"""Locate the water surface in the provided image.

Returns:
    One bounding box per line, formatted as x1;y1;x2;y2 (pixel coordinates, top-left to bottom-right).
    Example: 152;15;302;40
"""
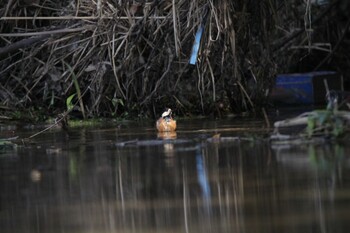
1;118;350;233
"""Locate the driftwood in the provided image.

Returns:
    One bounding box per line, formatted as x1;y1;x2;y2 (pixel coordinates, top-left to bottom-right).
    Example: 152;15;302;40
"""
274;110;350;128
272;108;350;142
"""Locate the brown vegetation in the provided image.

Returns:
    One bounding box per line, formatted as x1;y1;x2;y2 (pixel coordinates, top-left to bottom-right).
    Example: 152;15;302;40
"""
0;0;349;120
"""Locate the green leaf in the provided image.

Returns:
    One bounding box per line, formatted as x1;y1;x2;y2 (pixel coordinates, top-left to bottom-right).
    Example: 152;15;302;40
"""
332;118;344;137
112;98;124;107
307;116;315;137
63;60;86;118
66;93;76;111
317;111;328;125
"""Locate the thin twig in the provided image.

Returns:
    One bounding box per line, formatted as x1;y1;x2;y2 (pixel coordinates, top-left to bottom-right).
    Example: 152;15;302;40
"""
172;0;179;57
0;26;95;37
0;16;167;20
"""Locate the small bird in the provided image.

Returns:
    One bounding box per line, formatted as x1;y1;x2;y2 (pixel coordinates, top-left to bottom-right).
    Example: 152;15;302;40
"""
156;108;177;132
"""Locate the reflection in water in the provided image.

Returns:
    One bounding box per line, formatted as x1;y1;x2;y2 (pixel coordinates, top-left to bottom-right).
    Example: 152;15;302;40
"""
157;131;177;140
158;131;177;159
1;124;350;233
272;143;347;233
196;148;211;199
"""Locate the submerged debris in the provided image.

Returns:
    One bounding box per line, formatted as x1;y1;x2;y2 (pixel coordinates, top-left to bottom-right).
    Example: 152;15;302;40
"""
115;138;192;147
0;136;18;153
272;108;350;143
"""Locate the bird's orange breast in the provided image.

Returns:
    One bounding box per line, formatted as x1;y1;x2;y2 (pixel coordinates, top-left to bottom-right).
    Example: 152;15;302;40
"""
156;118;177;132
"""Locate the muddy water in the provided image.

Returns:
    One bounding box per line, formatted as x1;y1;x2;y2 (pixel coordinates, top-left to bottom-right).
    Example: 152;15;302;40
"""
1;118;350;233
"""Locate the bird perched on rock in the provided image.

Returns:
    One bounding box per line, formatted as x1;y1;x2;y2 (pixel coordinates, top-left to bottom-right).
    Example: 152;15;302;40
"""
156;108;177;132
